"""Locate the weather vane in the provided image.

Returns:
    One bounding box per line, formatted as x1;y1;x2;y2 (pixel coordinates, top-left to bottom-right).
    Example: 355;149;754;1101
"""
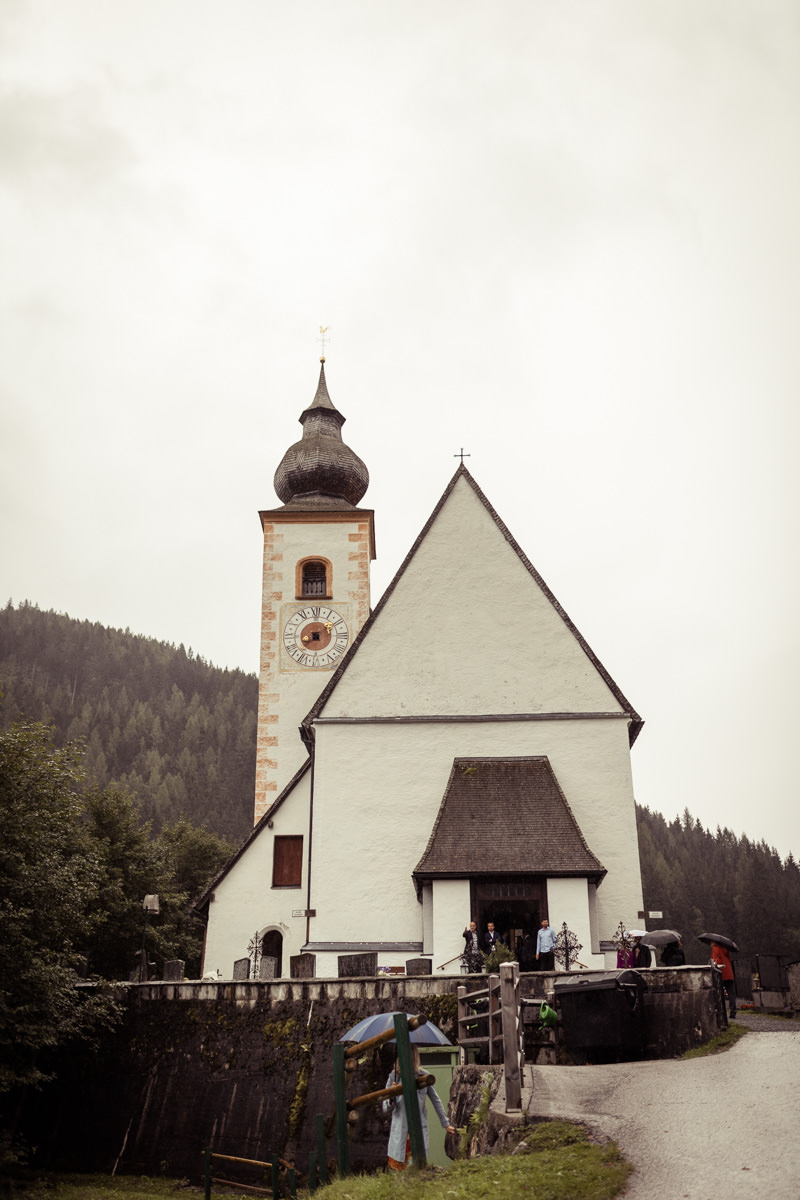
318;325;331;362
454;448;470;465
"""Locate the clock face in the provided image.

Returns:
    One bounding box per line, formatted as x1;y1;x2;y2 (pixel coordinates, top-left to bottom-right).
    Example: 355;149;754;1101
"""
282;605;350;669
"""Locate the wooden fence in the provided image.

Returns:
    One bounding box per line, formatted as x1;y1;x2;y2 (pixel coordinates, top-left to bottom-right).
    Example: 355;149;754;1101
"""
457;961;524;1111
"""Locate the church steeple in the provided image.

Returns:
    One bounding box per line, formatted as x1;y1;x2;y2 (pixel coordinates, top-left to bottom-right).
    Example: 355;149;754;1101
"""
273;362;369;508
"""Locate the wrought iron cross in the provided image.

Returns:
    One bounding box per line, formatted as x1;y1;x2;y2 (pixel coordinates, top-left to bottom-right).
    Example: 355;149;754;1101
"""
318;325;331;359
454;448;470;464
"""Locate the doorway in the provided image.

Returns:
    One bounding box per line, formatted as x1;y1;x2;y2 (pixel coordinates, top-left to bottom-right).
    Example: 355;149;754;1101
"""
261;929;283;978
471;877;547;964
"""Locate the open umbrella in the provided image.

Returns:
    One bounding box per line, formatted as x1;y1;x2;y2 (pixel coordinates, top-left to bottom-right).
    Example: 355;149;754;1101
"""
339;1011;452;1046
641;929;682;947
627;929;647;939
697;932;739;953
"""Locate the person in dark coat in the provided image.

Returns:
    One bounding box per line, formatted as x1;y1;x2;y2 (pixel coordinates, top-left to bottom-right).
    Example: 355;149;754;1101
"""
661;940;685;967
484;922;504;952
518;930;537;972
462;921;482;973
633;937;652;968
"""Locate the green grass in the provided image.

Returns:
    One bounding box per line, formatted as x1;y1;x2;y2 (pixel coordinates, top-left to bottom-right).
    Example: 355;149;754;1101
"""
0;1123;632;1200
682;1021;749;1058
316;1121;632;1200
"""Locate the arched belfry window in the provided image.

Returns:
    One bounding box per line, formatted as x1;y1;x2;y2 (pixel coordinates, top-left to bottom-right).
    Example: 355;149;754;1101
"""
297;557;332;599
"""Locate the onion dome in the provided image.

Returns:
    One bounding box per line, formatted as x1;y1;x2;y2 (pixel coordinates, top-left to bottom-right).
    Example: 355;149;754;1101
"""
273;362;369;507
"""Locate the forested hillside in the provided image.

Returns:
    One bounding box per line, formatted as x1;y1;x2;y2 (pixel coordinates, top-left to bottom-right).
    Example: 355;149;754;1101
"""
637;805;800;966
0;601;257;841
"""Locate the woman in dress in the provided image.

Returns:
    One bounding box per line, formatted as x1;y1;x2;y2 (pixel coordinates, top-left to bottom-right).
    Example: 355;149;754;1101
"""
382;1047;456;1170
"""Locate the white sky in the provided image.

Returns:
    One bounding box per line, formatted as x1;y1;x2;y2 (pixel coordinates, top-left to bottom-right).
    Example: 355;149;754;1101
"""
1;1;798;859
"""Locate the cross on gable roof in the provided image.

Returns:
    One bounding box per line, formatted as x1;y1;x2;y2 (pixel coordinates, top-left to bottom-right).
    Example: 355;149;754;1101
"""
302;463;643;745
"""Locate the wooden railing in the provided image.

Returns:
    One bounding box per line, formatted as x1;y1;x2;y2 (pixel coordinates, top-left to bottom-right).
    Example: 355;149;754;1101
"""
457;961;524;1111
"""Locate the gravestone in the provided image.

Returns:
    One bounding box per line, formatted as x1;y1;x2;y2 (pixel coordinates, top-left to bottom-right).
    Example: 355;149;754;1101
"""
338;952;378;978
259;956;278;980
233;957;251;981
405;958;432;976
290;953;316;979
163;960;185;982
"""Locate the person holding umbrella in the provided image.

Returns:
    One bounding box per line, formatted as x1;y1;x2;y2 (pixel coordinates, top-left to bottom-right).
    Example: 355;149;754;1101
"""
382;1046;456;1171
661;939;685;967
710;941;737;1018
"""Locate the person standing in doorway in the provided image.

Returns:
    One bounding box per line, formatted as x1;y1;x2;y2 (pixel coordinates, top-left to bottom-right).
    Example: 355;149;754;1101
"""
536;918;556;971
462;921;482;973
484;922;504;952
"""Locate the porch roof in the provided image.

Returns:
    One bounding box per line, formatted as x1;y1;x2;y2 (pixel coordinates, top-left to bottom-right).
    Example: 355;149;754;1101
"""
413;756;606;884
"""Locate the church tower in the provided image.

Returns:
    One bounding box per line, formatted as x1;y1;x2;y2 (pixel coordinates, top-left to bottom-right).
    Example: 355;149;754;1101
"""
254;362;374;823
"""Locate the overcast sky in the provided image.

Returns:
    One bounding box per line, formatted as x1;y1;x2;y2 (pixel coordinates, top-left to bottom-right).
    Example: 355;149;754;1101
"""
1;2;798;860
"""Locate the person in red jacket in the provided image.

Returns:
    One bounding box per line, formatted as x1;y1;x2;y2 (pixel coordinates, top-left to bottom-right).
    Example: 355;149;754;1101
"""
710;942;736;1018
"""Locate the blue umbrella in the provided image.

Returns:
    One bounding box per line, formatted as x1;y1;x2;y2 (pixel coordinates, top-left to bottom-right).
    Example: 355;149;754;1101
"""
339;1011;452;1046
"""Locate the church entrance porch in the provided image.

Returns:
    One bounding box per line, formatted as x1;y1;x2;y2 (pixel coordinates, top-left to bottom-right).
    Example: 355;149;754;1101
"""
471;876;547;965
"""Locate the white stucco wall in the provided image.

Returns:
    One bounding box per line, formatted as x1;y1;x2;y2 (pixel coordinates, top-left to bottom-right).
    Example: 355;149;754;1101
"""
431;879;472;971
202;771;312;977
321;475;623;720
305;717;643;961
546;877;605;970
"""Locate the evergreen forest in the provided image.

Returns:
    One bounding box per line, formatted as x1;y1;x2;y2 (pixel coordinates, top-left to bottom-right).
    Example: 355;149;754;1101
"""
0;600;256;842
2;600;799;968
636;805;800;967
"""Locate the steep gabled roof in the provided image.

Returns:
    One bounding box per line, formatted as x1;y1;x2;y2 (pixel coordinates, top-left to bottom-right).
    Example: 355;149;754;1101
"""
303;463;643;745
413;756;606;883
192;758;311;915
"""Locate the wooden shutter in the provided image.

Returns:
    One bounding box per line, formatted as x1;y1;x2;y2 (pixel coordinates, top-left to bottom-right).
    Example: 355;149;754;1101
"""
272;836;303;887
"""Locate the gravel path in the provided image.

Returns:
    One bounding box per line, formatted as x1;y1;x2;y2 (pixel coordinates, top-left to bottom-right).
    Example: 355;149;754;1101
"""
510;1019;800;1199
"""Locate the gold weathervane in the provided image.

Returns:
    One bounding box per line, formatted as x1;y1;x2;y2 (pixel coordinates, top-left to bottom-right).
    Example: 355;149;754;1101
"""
318;325;331;362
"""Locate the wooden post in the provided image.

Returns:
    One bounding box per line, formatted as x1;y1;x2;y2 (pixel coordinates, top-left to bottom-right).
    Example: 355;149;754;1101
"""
488;973;500;1064
457;986;467;1064
393;1012;427;1169
332;1043;350;1178
308;1150;317;1193
271;1153;280;1199
315;1114;328;1184
500;961;522;1111
202;1148;212;1200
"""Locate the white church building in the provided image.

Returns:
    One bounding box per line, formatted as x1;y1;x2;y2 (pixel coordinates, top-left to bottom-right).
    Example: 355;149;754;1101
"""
197;362;646;978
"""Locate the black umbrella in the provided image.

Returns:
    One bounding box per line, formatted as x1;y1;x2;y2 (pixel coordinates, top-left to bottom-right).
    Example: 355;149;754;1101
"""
640;929;682;947
697;932;739;953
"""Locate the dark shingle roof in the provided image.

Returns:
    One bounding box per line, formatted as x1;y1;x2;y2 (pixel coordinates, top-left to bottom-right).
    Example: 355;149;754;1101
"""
413;756;605;882
273;362;369;507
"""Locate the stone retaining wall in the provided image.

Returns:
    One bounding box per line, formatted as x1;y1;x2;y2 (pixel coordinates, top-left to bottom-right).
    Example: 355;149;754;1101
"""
20;968;719;1180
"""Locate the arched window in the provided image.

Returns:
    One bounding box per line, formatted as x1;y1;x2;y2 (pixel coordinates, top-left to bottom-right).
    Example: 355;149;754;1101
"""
301;559;328;597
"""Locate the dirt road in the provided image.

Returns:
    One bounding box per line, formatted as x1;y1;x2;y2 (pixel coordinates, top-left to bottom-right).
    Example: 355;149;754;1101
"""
518;1018;800;1198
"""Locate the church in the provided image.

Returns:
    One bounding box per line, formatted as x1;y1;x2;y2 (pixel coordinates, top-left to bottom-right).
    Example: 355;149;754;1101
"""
198;361;646;978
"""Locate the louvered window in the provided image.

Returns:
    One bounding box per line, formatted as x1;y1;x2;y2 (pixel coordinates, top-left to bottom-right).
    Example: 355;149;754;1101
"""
302;561;327;596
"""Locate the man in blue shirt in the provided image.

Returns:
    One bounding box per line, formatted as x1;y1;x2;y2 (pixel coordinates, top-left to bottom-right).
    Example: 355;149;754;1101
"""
536;918;557;971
